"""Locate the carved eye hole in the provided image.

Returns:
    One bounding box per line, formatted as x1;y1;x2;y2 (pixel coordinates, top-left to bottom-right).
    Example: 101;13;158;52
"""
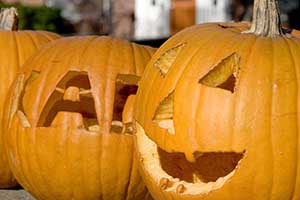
153;92;175;135
111;74;140;134
154;44;185;76
37;71;98;131
199;53;240;93
8;70;41;128
57;71;91;90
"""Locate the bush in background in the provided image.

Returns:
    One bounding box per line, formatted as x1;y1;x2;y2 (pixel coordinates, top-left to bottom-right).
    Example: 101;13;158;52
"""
0;2;75;34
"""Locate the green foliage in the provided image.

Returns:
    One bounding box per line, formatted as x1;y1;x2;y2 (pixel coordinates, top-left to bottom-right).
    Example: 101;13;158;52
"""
0;2;74;34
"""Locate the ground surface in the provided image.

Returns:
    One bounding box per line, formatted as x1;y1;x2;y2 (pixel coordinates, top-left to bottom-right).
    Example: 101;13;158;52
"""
0;190;34;200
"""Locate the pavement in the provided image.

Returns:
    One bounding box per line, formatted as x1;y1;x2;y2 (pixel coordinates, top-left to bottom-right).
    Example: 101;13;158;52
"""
0;189;34;200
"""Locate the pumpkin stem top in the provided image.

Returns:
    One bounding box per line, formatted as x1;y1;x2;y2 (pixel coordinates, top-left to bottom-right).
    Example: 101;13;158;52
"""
244;0;283;37
0;7;19;31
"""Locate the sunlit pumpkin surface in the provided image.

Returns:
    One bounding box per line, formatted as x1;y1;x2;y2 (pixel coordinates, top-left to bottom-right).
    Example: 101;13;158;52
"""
135;22;300;199
2;36;155;199
0;30;60;188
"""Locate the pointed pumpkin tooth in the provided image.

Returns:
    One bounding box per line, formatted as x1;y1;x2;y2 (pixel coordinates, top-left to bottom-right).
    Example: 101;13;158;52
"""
176;184;186;194
159;178;173;190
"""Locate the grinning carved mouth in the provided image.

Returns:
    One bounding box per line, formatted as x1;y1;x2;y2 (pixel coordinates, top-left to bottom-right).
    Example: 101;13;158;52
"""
135;122;245;195
158;148;244;184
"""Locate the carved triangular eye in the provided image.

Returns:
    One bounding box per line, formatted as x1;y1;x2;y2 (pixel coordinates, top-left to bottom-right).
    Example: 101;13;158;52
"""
37;71;98;130
199;53;240;93
153;92;175;135
154;44;185;76
57;70;91;90
111;74;140;134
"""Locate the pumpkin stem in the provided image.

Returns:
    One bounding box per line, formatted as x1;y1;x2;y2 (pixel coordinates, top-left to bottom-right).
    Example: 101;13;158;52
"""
0;7;19;31
244;0;283;37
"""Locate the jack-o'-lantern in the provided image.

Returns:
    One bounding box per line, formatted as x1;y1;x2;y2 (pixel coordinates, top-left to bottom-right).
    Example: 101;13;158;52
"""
134;0;300;199
3;36;155;199
0;7;60;188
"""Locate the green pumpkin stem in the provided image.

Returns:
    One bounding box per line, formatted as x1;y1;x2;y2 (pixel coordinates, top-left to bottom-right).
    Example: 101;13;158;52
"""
0;7;19;31
245;0;283;37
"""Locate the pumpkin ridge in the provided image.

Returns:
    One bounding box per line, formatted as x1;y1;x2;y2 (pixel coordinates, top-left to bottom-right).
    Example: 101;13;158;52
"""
123;146;134;200
232;34;257;153
103;38;114;133
267;37;275;200
130;43;137;75
29;128;47;199
12;32;20;71
211;32;255;155
282;37;299;200
38;30;59;42
78;36;98;66
24;31;39;50
18;126;37;196
144;45;155;62
219;33;251;152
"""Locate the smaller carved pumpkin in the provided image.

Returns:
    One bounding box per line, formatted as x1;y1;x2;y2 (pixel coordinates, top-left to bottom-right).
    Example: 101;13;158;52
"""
0;7;60;188
3;36;155;200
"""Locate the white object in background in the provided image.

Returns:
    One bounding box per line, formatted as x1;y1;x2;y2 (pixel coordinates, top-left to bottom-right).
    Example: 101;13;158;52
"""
135;0;171;40
196;0;230;23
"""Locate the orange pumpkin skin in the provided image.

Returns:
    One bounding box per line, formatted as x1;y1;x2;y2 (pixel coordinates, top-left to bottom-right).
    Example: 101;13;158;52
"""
0;30;60;188
134;22;300;200
3;36;155;199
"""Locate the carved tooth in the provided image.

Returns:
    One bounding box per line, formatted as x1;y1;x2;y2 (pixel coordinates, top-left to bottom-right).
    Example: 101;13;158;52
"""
111;120;123;133
176;184;186;194
122;122;134;134
88;125;100;132
55;87;65;93
159;178;173;190
111;120;123;127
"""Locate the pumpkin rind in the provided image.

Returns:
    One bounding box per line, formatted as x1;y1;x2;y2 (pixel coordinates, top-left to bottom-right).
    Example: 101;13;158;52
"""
3;36;155;199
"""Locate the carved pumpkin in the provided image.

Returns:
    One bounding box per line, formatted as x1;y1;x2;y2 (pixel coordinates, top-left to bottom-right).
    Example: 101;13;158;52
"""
135;0;300;199
2;36;155;200
0;7;60;188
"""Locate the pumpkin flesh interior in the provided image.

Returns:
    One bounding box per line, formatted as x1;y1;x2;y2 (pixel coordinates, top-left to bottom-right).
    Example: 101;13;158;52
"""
136;122;244;195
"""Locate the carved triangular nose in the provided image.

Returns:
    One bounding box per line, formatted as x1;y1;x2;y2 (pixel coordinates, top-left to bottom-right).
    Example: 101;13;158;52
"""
63;86;80;102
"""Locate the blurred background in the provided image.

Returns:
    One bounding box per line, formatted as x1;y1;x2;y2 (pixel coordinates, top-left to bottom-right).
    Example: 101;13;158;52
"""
1;0;300;47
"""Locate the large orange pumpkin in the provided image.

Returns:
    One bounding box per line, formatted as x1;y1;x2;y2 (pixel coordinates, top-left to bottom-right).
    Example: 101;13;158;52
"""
0;7;60;188
3;36;155;199
134;0;300;199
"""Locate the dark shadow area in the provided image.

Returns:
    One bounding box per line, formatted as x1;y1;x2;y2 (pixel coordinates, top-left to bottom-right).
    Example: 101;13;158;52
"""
158;147;244;183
